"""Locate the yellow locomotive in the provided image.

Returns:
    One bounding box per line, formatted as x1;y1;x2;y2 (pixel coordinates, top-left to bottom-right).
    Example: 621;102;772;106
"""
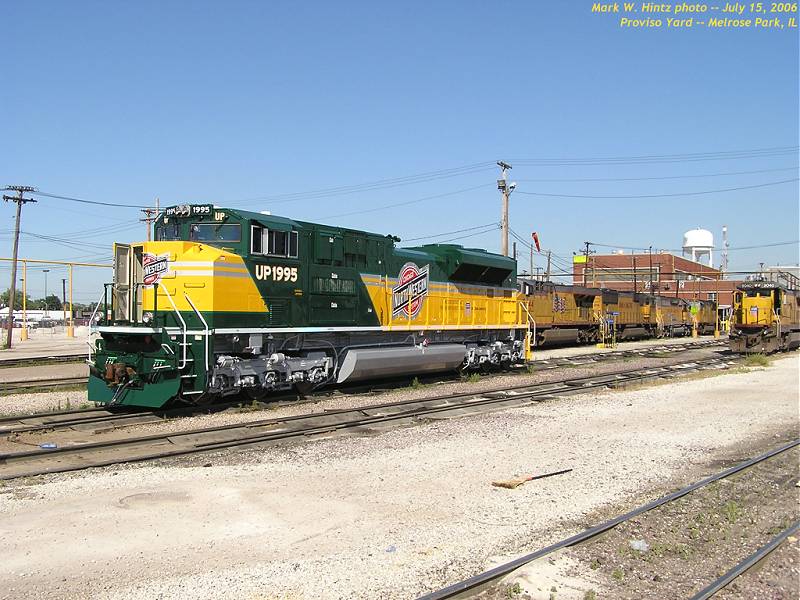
730;281;800;353
518;282;716;346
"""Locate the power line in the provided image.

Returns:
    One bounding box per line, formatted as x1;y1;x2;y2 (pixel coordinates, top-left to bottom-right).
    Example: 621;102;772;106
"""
508;145;798;166
401;222;499;242
514;166;799;183
31;191;149;209
233;162;496;204
320;183;494;220
588;240;798;253
515;178;798;199
433;224;501;245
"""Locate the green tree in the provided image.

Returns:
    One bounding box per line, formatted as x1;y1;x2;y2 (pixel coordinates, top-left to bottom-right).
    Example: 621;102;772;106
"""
1;289;30;311
41;294;63;311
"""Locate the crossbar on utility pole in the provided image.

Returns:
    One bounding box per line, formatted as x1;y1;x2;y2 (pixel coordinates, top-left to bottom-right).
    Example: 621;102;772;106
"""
2;186;37;349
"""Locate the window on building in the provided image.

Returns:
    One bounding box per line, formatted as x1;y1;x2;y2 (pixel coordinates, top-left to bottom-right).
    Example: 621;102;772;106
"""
251;225;299;258
707;293;717;301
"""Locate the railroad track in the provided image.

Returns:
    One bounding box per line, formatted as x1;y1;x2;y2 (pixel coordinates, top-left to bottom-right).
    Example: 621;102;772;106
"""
0;354;737;480
690;520;800;600
417;438;800;600
0;353;86;369
0;338;722;397
0;376;88;394
0;342;726;437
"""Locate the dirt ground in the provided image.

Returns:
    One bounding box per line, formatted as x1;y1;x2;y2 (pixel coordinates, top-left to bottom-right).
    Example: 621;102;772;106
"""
486;446;799;600
0;354;797;599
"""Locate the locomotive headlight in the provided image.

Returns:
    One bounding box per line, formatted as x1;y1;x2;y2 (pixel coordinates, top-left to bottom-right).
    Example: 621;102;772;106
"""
142;311;154;324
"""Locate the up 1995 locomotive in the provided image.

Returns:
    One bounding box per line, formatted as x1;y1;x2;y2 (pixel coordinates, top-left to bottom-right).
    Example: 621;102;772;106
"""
89;205;718;409
89;205;528;408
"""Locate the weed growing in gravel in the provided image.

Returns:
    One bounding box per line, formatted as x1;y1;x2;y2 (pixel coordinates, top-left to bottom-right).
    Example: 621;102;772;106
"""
584;591;596;600
504;582;522;598
590;558;601;570
526;364;536;374
467;373;481;383
410;377;428;389
65;398;71;410
723;500;742;524
611;568;624;581
744;353;770;367
79;402;91;409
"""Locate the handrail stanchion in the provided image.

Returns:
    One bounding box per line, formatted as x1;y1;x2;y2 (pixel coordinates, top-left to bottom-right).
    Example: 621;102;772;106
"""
183;292;209;373
158;283;187;370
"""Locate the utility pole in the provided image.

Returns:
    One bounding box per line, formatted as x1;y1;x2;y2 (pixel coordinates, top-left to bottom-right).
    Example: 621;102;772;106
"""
496;161;514;256
545;251;552;282
140;198;161;241
2;185;37;349
648;246;654;297
582;241;591;286
632;256;638;293
529;245;534;279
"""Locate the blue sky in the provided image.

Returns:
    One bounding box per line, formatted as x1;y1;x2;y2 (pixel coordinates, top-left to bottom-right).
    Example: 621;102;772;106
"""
1;1;798;302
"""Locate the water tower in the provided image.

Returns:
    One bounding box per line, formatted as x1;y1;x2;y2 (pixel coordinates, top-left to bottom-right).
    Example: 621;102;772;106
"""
682;228;714;267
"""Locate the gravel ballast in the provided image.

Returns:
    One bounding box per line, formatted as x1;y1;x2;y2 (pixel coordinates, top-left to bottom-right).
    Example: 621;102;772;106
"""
0;355;796;599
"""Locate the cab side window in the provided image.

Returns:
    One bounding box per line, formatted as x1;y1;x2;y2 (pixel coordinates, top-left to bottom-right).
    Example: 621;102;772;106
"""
251;225;298;258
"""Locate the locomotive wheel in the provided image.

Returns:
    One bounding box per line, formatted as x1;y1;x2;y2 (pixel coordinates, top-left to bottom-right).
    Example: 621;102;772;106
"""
294;381;316;397
243;387;269;402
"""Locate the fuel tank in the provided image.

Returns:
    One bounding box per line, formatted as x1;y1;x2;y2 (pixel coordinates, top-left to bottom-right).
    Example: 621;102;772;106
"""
336;344;467;384
539;328;580;345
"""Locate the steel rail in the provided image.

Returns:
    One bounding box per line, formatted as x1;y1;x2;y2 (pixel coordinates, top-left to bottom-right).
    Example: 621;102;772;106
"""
0;339;722;396
0;356;735;480
0;341;724;432
689;521;800;600
416;438;799;600
0;353;86;369
0;377;87;393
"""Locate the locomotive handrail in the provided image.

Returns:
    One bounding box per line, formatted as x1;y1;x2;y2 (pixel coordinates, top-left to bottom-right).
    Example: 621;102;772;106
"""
518;301;536;348
158;282;187;370
88;290;106;332
183;292;209;373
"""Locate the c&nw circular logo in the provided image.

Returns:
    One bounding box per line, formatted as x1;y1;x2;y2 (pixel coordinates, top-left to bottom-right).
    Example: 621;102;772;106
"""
142;253;169;286
392;262;430;319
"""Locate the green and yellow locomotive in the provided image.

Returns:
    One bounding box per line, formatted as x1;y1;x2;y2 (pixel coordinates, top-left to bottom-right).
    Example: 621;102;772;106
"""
89;205;527;408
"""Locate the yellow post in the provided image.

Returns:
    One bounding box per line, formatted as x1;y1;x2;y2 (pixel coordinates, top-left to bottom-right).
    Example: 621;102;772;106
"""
20;260;28;341
67;263;74;338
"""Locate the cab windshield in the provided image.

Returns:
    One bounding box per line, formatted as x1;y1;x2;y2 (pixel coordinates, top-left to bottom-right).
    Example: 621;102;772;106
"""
189;223;241;242
155;222;181;241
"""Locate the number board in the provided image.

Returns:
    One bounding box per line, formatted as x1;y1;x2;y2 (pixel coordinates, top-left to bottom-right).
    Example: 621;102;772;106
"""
164;204;214;217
